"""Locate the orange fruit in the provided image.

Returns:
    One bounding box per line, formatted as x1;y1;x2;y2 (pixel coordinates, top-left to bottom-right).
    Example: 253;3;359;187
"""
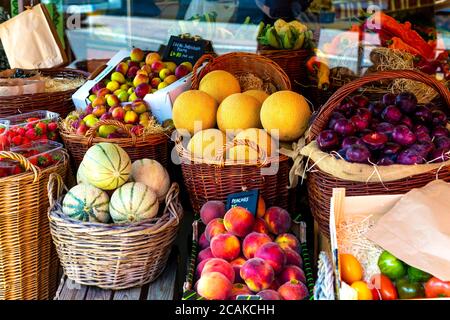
351;281;373;300
339;253;363;284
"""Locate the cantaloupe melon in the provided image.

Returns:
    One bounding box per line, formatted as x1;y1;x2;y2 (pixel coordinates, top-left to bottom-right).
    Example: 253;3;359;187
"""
76;160;89;184
199;70;241;104
131;159;170;202
172;90;218;136
260;91;311;142
187;129;227;160
216;93;262;134
83;143;131;191
62;184;110;223
229;128;276;161
109;182;159;223
243;90;269;104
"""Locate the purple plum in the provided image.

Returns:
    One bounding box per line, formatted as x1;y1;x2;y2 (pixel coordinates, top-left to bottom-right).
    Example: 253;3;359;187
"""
362;132;388;150
395;92;417;114
317;130;340;151
392;125;417;146
382;105;403;124
345;144;371;163
333;119;356;136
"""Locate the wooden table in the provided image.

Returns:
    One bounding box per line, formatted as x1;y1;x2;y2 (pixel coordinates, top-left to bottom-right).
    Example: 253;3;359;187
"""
54;253;179;300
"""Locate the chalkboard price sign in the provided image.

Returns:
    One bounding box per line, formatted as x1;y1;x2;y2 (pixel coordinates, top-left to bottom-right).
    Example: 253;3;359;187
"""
226;190;260;216
162;35;213;66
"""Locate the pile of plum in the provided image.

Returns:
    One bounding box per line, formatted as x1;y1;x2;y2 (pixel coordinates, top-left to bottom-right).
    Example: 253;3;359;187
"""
317;92;450;165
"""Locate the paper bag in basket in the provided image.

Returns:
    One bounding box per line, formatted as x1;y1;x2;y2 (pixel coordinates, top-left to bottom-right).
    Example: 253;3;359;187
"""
367;180;450;281
0;4;68;69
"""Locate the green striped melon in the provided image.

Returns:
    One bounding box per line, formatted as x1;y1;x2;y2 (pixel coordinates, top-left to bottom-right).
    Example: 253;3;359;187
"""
62;184;111;223
109;182;159;223
83;142;131;191
77;160;89;184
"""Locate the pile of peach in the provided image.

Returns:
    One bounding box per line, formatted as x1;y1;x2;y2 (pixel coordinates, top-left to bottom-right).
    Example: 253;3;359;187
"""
195;199;309;300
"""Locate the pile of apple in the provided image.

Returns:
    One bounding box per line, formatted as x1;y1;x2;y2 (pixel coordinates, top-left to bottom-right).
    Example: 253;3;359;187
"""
194;199;309;300
67;48;192;138
317;92;450;165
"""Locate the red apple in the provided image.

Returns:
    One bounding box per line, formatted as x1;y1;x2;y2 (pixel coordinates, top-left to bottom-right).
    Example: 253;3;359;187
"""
111;107;125;121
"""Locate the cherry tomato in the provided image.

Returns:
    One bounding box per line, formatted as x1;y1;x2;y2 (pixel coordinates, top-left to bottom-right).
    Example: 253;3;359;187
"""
370;274;398;300
339;253;363;284
351;281;373;300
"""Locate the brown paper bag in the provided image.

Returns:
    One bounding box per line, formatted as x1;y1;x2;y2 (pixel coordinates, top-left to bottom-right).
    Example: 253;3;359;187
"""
366;180;450;281
0;4;68;69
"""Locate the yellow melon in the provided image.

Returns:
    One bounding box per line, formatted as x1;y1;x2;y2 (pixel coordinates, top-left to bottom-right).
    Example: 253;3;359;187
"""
243;90;269;104
199;70;241;103
187;129;227;160
260;91;311;142
172;90;218;136
236;128;275;155
217;93;262;134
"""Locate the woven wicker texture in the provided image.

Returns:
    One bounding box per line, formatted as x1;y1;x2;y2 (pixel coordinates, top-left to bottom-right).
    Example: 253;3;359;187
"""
306;70;450;237
177;137;291;213
257;46;310;92
48;175;183;290
0;68;88;118
191;52;291;91
0;151;68;300
60;119;170;170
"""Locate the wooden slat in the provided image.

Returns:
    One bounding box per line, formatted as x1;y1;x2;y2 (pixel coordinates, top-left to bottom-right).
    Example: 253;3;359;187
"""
113;287;143;300
146;256;178;300
55;276;88;300
85;286;113;300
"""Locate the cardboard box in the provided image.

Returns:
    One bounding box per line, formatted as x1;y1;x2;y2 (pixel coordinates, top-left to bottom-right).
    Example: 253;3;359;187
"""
72;50;192;123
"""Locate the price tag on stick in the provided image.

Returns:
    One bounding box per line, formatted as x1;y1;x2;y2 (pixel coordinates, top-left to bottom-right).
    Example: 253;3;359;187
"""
226;190;260;216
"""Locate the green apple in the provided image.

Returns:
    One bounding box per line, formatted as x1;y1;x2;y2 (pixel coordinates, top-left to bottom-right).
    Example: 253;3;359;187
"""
98;125;117;138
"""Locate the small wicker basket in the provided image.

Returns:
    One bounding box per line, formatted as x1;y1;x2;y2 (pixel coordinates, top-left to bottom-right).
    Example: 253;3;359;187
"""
60;119;170;170
0;150;68;300
306;70;450;237
0;68;88;118
48;175;184;290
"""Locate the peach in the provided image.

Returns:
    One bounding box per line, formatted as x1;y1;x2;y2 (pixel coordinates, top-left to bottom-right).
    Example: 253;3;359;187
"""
151;61;164;73
159;68;172;80
277;280;309;300
230;283;252;300
145;52;161;66
111;106;125;121
202;258;235;283
115;62;129;75
197;272;232;300
268;278;281;291
175;64;190;78
264;207;292;235
275;233;300;252
199;232;210;249
284;248;303;268
133;74;149;87
230;257;246;283
210;233;240;261
124;110;139;124
96;88;110;98
141;64;152;74
157;82;168;90
106;94;120;107
92;96;106;108
224;207;255;238
92;105;107;118
127;66;139;79
131;99;148;114
111;71;126;84
278;265;306;284
198;247;214;263
196;258;211;279
257;289;282;300
106;80;120;92
150;77;162;88
242;232;271;259
205;218;226;241
257;196;266;218
134;83;151;98
253;218;270;235
130;48;145;62
200;201;225;225
255;242;286;274
136;70;148;77
240;258;275;292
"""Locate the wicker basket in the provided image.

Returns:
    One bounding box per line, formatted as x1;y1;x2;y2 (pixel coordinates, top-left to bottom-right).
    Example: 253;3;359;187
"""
0;68;88;118
191;52;291;91
60;119;170;170
177;138;291;214
307;70;450;237
257;45;310;93
0;151;68;300
48;175;183;290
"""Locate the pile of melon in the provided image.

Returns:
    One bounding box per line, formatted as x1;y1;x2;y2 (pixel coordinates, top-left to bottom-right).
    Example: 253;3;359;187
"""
172;70;312;161
62;142;171;224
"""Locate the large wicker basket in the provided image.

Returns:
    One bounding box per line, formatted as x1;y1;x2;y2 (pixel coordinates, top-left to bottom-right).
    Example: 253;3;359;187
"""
48;175;183;290
306;70;450;237
0;151;68;300
60;119;170;170
257;45;310;93
0;68;88;118
191;52;291;91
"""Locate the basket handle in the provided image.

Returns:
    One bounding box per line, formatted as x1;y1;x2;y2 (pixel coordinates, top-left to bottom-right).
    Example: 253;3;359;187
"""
47;173;66;208
191;54;216;89
0;151;40;183
309;69;450;141
215;139;269;167
85;119;136;146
